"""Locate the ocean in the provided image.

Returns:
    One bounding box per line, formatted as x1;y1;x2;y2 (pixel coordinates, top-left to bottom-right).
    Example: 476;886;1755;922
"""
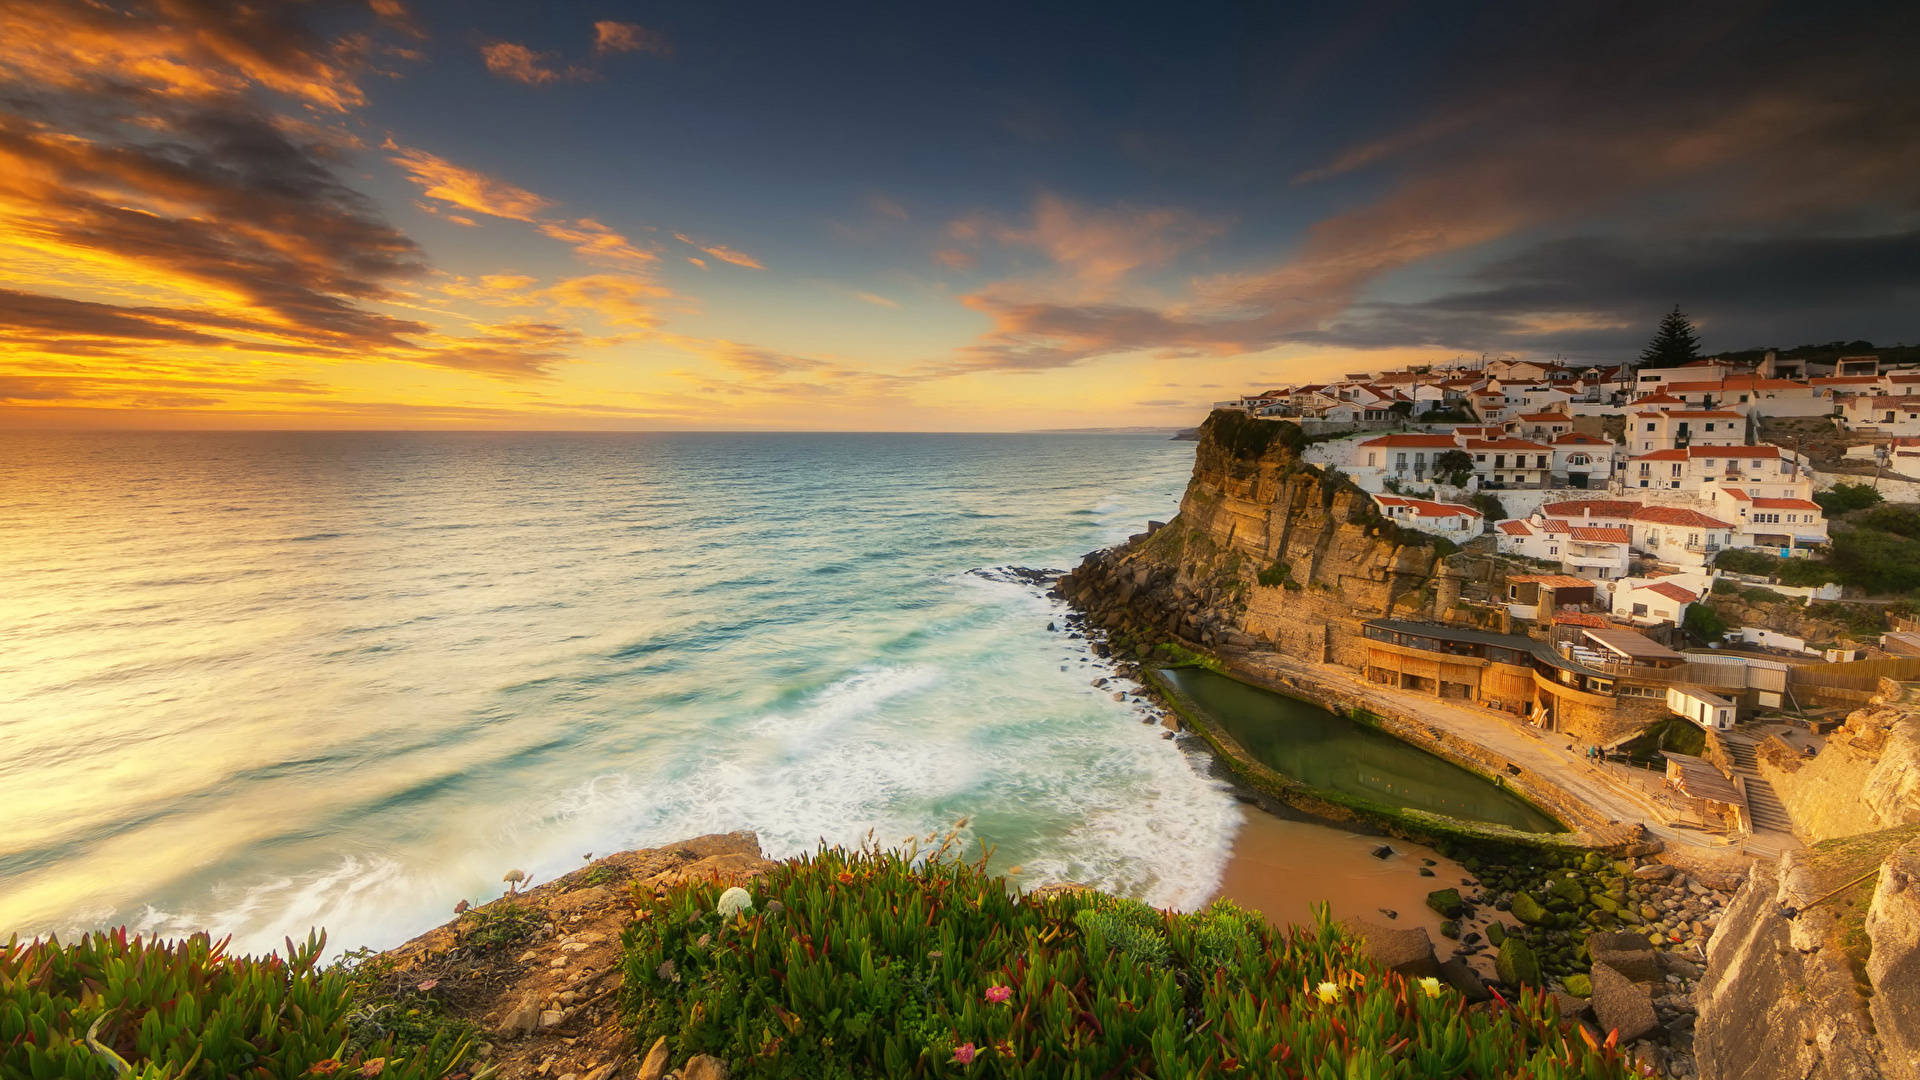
0;431;1242;956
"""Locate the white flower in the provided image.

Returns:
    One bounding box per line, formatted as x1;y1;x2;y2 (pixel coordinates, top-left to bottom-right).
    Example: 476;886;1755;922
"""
716;886;754;917
1315;980;1340;1004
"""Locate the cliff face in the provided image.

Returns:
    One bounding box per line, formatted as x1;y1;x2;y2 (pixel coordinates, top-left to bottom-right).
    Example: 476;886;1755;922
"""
1694;685;1920;1080
1056;410;1444;662
1760;682;1920;843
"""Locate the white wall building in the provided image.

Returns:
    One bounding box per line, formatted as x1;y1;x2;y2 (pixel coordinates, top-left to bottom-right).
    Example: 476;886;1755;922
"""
1371;494;1484;537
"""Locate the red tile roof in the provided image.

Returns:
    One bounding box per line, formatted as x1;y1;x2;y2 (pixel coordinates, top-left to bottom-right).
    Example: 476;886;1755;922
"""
1552;432;1610;445
1516;411;1572;422
1553;611;1611;628
1568;526;1631;543
1720;487;1751;501
1465;438;1552;451
1497;520;1534;536
1542;499;1642;518
1690;445;1780;459
1359;433;1460;448
1642;581;1699;603
1374;495;1482;518
1507;574;1597;588
1751;497;1821;511
1631;505;1735;528
1631;449;1690;462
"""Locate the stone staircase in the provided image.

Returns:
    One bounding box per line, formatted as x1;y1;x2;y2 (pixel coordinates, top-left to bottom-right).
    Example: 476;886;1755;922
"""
1722;732;1795;834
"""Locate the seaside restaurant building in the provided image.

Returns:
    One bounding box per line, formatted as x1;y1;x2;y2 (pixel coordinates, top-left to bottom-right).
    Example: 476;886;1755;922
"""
1361;618;1679;743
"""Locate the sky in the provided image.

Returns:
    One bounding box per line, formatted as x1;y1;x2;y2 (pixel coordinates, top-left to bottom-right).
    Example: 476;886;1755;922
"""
1;0;1917;430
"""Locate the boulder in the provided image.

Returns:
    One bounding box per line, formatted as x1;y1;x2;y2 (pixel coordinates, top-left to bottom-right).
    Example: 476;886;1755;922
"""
1425;888;1465;919
1345;919;1440;979
683;1056;729;1080
1587;931;1661;983
636;1038;670;1080
1510;891;1550;926
1437;957;1490;1002
1590;961;1659;1044
1496;936;1542;988
1562;972;1593;997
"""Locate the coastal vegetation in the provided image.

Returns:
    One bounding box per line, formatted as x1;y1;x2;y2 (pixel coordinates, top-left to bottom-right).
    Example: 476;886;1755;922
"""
618;841;1639;1079
0;930;482;1080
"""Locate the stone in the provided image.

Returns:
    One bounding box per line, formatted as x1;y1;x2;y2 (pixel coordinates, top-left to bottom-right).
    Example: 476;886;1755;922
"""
682;1055;729;1080
1112;690;1126;701
1588;931;1661;983
1563;972;1593;997
1590;962;1659;1043
1437;957;1490;1002
1425;888;1465;919
1486;922;1507;946
1510;891;1550;926
635;1038;670;1080
495;994;543;1038
1418;866;1435;877
1371;844;1397;860
1634;864;1674;881
538;1009;566;1029
1496;936;1542;988
1345;919;1439;979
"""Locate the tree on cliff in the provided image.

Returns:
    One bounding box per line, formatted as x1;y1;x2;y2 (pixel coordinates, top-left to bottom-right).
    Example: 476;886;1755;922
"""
1640;305;1702;367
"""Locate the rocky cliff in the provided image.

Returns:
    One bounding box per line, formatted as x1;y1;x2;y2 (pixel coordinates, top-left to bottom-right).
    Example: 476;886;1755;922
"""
1056;410;1447;663
1760;681;1920;843
1693;684;1920;1080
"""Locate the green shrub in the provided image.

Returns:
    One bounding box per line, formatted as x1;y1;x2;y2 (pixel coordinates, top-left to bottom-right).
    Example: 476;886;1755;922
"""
0;930;480;1080
1816;482;1884;516
1683;602;1728;641
1469;492;1507;521
1256;559;1296;589
619;844;1637;1079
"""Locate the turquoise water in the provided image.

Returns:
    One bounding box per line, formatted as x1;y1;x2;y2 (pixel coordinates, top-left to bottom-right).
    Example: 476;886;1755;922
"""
1158;667;1561;832
0;431;1241;956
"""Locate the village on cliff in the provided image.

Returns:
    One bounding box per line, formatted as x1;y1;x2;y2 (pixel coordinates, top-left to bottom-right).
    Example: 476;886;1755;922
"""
1199;340;1920;846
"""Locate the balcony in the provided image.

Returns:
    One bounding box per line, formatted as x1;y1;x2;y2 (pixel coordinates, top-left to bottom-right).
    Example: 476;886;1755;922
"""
1685;542;1723;555
1562;551;1621;569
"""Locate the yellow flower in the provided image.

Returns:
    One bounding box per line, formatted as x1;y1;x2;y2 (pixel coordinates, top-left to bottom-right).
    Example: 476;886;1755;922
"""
1417;976;1442;999
1314;981;1340;1004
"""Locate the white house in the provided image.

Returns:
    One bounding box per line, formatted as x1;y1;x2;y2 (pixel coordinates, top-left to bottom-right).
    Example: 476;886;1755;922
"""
1371;494;1483;537
1709;488;1829;552
1353;433;1463;484
1495;513;1630;579
1612;575;1703;627
1840;394;1920;435
1507;410;1576;441
1467;437;1553;488
1551;432;1616;488
1627;505;1737;568
1668;686;1737;731
1628;409;1746;453
1470;388;1512;422
1628;445;1806;495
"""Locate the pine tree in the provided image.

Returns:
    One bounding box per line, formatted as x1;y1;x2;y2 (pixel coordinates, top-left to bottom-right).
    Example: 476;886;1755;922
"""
1639;305;1702;367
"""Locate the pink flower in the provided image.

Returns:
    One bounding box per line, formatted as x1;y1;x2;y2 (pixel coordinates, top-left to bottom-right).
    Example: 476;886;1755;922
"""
951;1042;977;1065
984;985;1012;1005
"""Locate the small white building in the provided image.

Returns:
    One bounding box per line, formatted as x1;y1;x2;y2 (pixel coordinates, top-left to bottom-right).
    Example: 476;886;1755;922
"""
1628;506;1737;568
1466;437;1553;488
1668;686;1736;731
1628;409;1746;453
1612;576;1702;627
1551;431;1616;488
1353;433;1463;484
1371;494;1484;537
1840;395;1920;435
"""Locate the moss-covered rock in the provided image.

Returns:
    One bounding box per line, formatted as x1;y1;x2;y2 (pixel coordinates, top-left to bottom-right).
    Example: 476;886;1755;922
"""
1562;972;1593;997
1511;891;1550;925
1426;888;1465;919
1497;936;1542;987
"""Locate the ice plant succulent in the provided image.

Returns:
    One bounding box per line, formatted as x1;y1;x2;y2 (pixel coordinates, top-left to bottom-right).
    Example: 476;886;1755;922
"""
618;842;1638;1079
1418;975;1442;999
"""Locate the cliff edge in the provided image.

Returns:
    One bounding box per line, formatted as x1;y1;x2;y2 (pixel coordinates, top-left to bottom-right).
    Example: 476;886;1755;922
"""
1056;409;1447;663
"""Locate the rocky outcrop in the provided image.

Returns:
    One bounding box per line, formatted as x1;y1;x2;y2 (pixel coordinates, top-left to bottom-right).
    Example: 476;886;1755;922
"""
1694;829;1920;1080
1055;410;1445;663
366;832;776;1080
1761;680;1920;843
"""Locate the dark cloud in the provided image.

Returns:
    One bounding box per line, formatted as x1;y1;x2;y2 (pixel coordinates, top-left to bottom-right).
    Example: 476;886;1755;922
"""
952;1;1920;370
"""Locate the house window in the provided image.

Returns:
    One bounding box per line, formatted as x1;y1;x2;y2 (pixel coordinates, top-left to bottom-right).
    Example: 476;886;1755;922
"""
1632;603;1648;617
1548;545;1559;555
1645;422;1655;431
1367;452;1377;466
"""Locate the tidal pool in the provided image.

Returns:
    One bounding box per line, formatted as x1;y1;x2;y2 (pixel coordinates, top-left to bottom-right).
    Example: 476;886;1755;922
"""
1158;667;1562;833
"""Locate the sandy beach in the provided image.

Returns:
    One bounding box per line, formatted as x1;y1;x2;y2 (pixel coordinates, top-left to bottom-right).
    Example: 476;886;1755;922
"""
1212;805;1474;943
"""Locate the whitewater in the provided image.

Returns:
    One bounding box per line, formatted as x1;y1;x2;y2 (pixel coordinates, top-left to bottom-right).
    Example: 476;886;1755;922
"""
0;431;1242;956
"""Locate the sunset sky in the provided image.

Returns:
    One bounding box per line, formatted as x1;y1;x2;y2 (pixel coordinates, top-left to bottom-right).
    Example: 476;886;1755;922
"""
3;0;1916;430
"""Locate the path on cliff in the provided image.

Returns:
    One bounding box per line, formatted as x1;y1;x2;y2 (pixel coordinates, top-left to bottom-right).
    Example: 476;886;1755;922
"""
1227;649;1782;857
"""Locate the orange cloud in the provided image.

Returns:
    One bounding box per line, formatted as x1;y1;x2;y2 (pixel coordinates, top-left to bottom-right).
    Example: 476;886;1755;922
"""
388;143;553;222
852;291;900;308
540;274;667;329
593;21;671;57
539;218;655;268
673;234;764;269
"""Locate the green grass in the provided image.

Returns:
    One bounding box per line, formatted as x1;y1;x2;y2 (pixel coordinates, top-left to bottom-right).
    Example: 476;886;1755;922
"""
456;900;543;949
619;843;1638;1079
